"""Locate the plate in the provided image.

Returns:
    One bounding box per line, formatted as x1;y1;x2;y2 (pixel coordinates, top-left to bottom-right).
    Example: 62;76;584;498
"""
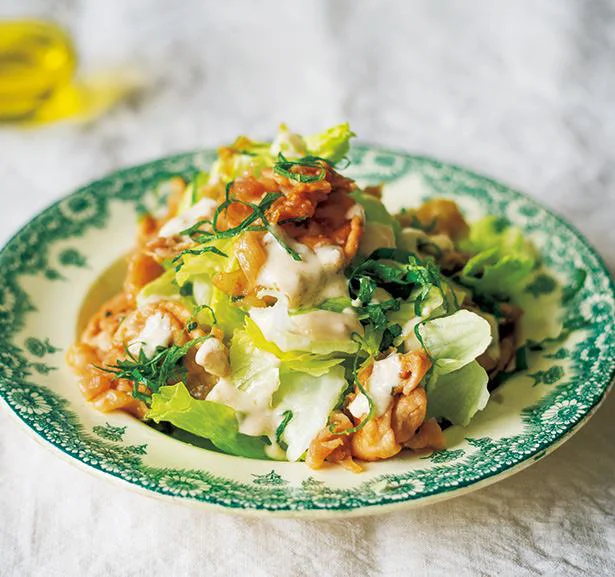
1;145;613;517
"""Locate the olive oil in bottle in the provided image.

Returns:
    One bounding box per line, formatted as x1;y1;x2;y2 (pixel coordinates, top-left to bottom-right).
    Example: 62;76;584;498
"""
0;20;76;120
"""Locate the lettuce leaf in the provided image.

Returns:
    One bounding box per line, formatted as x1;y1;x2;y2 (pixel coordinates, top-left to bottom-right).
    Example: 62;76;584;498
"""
463;216;536;259
229;329;281;391
146;383;269;459
206;331;281;440
417;309;492;374
137;269;183;308
210;287;246;337
351;191;401;238
426;360;489;426
177;171;211;214
209;137;271;185
211;330;347;462
461;248;534;298
351;191;402;255
174;234;245;338
460;216;537;298
244;318;344;376
304;122;356;163
273;366;348;461
270;123;308;159
175;238;236;287
391;285;467;351
205;327;349;462
205;123;354;188
138;258;244;338
389;286;445;324
360;222;398;255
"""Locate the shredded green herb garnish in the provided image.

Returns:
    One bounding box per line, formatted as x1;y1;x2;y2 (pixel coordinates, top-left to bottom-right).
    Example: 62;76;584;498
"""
331;333;376;436
173;181;302;269
179;282;194;297
275;410;293;448
319;297;353;312
173;246;228;271
348;248;449;303
413;321;432;361
345;247;457;353
98;337;206;403
186;304;217;332
273;153;329;183
354;299;401;331
411;321;435;388
380;323;402;351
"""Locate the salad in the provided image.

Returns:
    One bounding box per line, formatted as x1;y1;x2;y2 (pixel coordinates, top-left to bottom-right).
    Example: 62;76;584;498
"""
68;124;539;470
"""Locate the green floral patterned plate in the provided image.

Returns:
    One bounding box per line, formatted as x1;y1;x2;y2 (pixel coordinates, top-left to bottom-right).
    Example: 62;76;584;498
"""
1;145;613;517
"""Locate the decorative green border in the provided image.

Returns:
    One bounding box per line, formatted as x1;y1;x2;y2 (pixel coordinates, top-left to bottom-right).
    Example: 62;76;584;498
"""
1;145;613;512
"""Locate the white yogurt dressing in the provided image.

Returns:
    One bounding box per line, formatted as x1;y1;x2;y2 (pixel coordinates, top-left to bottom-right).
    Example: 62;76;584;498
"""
291;308;362;342
256;229;348;308
347;392;370;419
195;338;229;378
128;312;173;358
207;369;280;438
158;197;218;238
348;353;403;418
249;295;362;354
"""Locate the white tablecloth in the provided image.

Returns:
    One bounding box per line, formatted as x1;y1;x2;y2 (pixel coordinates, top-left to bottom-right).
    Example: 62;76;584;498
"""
1;1;614;575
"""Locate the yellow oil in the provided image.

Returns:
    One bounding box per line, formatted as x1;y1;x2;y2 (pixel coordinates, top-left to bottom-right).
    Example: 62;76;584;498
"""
0;20;77;120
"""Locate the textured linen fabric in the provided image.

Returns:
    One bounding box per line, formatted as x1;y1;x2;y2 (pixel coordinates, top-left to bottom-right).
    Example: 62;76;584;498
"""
1;1;614;576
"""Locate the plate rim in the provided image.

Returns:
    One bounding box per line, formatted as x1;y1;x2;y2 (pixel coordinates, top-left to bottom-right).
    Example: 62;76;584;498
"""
2;373;612;519
1;144;613;516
